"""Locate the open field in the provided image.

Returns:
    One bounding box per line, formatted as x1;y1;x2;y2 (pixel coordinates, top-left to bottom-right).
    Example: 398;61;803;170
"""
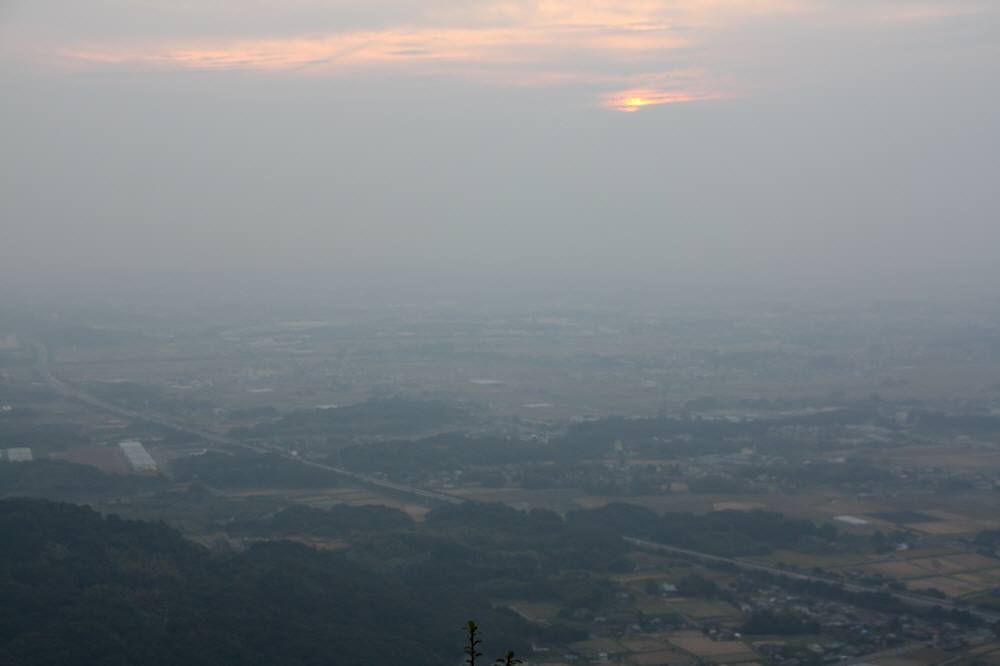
630;649;694;666
616;572;674;584
958;643;1000;666
272;536;350;551
666;599;741;621
621;639;673;653
879;647;950;666
632;595;680;615
875;445;1000;473
568;635;702;666
746;548;886;570
53;445;130;474
448;485;908;525
218;486;432;521
666;631;758;663
851;551;1000;597
866;560;940;579
570;638;628;655
627;551;680;571
906;510;1000;535
910;553;1000;572
910;574;997;597
713;502;764;511
506;601;562;623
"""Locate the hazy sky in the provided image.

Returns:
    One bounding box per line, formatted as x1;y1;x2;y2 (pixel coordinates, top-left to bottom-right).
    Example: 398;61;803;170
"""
2;1;998;298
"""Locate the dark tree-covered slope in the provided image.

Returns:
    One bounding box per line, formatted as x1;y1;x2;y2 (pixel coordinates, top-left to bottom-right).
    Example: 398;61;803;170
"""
0;498;528;666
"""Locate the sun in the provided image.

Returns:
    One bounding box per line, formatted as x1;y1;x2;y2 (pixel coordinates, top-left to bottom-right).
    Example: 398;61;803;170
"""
603;88;715;113
621;96;653;112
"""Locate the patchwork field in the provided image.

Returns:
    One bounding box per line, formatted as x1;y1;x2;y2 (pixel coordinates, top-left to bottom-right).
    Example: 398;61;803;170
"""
666;631;758;663
854;551;1000;597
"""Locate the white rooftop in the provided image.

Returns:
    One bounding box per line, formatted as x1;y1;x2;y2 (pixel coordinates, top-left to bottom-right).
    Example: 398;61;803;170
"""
119;440;158;471
5;447;33;462
833;515;870;526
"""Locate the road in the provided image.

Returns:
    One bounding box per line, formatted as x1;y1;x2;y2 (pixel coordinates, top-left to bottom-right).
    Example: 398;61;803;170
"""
29;341;1000;621
624;537;1000;624
31;341;463;505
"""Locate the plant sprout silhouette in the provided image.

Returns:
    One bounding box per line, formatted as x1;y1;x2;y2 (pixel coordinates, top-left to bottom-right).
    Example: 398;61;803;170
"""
464;620;521;666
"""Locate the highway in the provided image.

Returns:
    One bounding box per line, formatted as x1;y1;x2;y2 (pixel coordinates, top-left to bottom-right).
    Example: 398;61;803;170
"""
624;537;1000;625
31;341;463;505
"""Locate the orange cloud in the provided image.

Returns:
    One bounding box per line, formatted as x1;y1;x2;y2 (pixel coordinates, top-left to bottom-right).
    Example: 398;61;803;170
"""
60;22;694;72
54;0;771;74
48;0;813;110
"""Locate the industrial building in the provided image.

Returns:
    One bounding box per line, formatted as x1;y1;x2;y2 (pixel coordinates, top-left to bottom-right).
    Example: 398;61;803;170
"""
119;440;158;472
4;448;33;462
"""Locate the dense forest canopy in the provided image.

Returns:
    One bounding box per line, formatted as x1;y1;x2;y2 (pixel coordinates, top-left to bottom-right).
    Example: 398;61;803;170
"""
0;498;543;666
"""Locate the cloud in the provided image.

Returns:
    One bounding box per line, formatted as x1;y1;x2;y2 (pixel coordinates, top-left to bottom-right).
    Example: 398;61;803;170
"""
19;0;993;110
46;3;719;110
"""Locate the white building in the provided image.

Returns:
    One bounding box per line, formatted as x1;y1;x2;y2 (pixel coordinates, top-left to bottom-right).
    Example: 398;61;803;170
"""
5;448;33;462
119;440;158;472
833;514;869;526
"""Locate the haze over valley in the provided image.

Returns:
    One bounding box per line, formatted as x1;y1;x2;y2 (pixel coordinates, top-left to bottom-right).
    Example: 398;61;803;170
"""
2;1;1000;665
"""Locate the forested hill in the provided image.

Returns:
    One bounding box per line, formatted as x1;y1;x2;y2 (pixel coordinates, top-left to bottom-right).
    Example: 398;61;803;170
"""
0;498;526;666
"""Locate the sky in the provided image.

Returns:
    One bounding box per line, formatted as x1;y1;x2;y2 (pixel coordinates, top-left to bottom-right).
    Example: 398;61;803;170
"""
1;1;998;301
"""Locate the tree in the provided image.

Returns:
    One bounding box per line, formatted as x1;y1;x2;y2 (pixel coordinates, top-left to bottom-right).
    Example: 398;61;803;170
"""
466;620;521;666
465;620;483;666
